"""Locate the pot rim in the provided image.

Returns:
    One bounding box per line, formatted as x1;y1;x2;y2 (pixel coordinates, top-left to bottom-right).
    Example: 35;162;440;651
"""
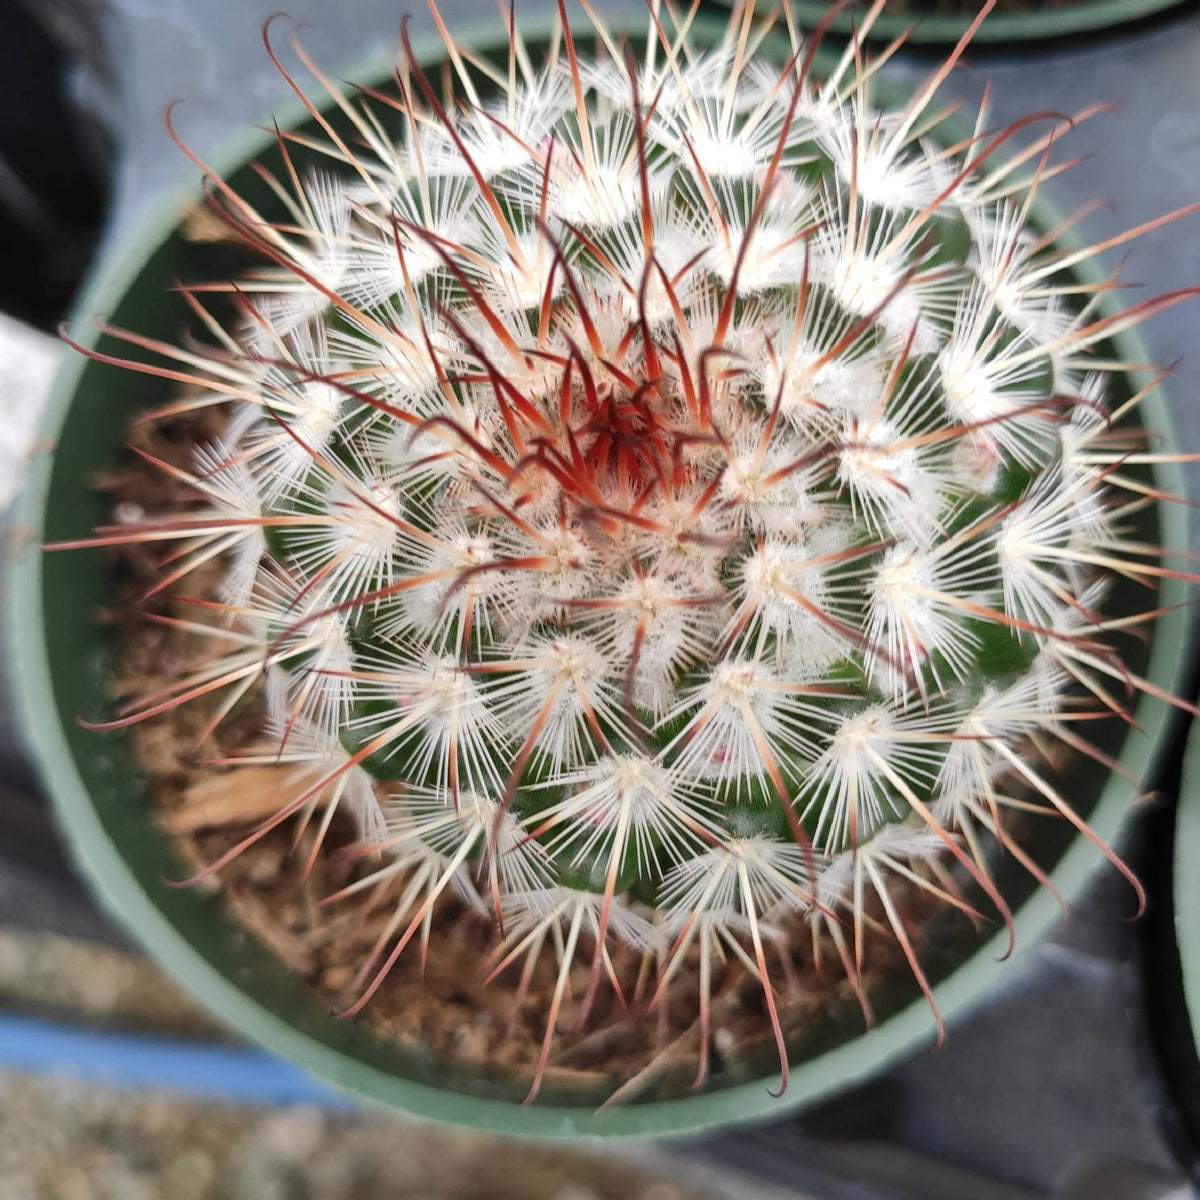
788;0;1186;45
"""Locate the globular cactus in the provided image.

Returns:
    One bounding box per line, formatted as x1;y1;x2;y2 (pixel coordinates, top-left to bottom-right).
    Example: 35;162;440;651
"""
58;0;1199;1102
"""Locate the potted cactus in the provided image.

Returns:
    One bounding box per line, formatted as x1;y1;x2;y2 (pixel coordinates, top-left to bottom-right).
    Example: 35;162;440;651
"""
11;0;1195;1135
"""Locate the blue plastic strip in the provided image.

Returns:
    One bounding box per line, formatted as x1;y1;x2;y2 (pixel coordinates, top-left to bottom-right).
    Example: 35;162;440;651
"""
0;1012;359;1109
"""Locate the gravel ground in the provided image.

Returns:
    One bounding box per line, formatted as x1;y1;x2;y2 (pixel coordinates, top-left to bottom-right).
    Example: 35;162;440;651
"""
0;1070;710;1200
0;925;799;1200
0;927;215;1039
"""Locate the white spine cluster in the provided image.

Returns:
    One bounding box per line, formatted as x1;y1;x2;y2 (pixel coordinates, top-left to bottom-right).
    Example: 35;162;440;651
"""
63;0;1197;1101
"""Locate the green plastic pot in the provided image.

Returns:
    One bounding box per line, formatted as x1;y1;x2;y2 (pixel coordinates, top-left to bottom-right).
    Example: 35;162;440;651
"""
1169;705;1200;1141
787;0;1186;45
8;10;1190;1138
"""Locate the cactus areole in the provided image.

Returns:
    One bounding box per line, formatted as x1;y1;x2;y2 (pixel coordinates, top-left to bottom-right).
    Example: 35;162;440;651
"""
29;0;1195;1127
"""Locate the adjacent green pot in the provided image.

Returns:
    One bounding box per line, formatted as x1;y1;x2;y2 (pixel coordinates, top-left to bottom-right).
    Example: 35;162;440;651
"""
1169;707;1200;1142
8;11;1190;1138
788;0;1186;44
